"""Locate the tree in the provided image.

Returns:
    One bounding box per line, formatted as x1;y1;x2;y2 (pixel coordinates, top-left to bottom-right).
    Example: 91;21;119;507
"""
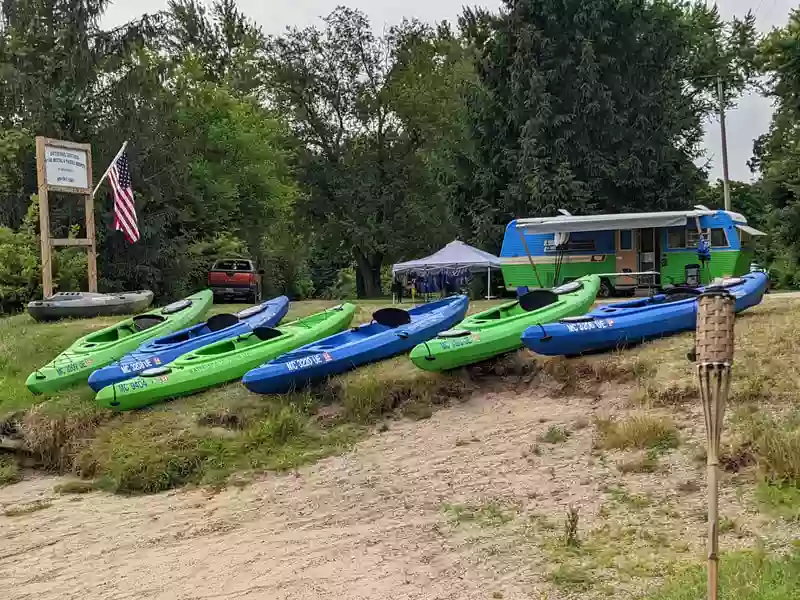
455;0;757;250
0;0;301;301
162;0;267;97
751;9;800;285
265;8;462;297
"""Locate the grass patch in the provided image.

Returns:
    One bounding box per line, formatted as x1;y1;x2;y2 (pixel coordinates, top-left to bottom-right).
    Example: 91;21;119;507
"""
595;414;679;451
538;425;571;444
3;499;51;517
617;451;661;474
603;485;651;509
442;501;516;527
645;549;800;600
54;479;97;494
0;455;21;486
546;565;595;592
754;481;800;521
331;357;467;423
74;402;362;494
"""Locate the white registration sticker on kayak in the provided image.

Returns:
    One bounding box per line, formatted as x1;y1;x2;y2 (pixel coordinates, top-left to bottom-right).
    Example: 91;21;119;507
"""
565;319;614;333
286;352;333;371
121;357;162;374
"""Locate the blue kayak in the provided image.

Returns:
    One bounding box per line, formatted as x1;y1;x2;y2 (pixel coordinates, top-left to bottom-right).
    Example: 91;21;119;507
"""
87;296;289;391
242;295;469;394
521;272;768;357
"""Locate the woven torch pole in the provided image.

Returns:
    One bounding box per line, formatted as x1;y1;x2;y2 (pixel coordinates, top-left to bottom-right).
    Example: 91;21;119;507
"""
695;289;735;600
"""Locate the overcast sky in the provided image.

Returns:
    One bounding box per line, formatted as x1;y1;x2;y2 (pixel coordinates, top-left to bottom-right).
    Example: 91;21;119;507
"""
103;0;795;183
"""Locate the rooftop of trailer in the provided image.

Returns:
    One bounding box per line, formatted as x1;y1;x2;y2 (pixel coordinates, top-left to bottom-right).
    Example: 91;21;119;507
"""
515;205;760;234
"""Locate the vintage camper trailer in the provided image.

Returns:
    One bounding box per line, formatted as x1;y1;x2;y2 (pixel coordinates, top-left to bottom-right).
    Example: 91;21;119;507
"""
500;206;765;296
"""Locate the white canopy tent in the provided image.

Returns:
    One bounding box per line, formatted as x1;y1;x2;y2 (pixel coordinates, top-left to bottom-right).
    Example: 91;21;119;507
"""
392;240;502;299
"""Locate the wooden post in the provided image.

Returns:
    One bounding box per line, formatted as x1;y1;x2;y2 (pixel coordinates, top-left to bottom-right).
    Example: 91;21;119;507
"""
695;290;735;600
34;137;96;297
35;137;54;297
84;145;97;292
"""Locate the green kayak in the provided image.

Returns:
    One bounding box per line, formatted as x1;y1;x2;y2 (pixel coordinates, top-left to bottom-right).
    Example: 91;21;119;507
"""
26;290;213;394
95;303;356;410
409;276;600;371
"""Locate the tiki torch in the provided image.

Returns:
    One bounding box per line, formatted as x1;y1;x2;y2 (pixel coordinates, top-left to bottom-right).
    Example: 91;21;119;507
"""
695;288;735;600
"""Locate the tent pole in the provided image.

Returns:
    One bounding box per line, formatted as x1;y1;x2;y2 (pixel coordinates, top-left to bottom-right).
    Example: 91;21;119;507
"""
487;266;491;300
517;227;544;288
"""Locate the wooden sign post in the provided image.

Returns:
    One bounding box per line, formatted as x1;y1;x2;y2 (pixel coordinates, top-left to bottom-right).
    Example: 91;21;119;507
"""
35;136;96;297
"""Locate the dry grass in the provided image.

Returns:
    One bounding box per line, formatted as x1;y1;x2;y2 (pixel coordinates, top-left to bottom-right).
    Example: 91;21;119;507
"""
54;479;97;494
0;455;21;486
3;499;51;516
594;414;679;451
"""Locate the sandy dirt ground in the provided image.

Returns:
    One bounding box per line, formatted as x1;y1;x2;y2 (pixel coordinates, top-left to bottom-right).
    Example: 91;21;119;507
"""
2;389;602;600
1;385;796;600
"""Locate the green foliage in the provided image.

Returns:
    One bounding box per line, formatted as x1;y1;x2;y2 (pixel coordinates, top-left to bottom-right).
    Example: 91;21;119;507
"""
266;8;465;297
456;0;757;249
646;550;800;600
0;455;21;486
753;10;800;287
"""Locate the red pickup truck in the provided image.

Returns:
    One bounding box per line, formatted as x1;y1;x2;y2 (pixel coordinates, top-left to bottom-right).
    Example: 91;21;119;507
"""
207;258;264;303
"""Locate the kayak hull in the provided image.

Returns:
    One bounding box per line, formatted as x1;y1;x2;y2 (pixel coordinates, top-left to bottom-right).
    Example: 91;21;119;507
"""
95;304;356;410
409;276;600;371
243;296;469;394
26;290;214;394
87;296;290;392
522;272;768;356
27;290;154;322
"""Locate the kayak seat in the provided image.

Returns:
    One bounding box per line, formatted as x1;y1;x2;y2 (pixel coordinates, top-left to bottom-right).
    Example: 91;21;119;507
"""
372;307;411;328
654;288;702;304
132;315;166;332
519;289;559;312
253;326;283;341
662;286;701;296
206;313;240;332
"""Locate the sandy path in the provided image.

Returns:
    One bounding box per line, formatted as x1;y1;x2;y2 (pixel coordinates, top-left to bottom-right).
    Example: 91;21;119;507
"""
2;390;601;600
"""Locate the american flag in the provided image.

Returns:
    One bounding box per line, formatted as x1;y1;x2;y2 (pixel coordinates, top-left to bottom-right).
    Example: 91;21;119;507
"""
108;152;139;243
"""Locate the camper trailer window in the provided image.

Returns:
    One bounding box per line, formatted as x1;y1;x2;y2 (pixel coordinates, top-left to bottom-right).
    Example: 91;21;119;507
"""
687;230;702;247
619;230;633;250
710;228;729;248
667;228;687;249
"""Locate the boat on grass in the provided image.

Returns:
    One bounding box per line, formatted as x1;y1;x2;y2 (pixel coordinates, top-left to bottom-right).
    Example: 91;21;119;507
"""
521;272;768;357
87;296;290;392
28;290;154;322
243;296;469;394
26;290;213;394
95;303;356;410
409;275;600;371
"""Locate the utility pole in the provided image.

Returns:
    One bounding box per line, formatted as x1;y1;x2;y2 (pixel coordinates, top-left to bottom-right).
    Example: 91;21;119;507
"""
717;75;732;212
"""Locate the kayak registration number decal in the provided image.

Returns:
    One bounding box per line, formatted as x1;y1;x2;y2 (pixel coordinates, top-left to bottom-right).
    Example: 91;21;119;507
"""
56;358;93;376
286;352;333;371
565;319;614;333
117;379;149;393
121;357;162;374
440;334;480;349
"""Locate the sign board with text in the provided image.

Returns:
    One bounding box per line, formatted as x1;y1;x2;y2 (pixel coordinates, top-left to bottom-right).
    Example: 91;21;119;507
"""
43;144;90;191
35;137;96;296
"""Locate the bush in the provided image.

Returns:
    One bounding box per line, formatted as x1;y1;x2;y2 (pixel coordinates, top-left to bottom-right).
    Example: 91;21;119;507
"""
594;415;679;451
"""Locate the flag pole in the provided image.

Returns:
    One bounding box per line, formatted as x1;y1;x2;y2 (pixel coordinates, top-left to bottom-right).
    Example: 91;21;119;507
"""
91;141;128;199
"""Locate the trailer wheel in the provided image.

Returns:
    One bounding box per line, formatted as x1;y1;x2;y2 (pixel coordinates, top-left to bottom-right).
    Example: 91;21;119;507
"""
598;278;613;298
